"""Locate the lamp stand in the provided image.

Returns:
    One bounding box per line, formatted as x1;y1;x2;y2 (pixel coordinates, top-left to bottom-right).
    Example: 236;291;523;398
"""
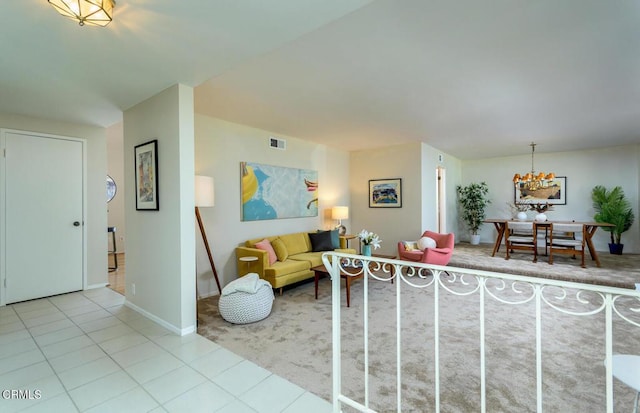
195;206;222;295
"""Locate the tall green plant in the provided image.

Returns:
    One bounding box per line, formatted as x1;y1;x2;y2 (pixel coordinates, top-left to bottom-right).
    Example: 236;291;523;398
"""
456;182;491;235
591;185;634;245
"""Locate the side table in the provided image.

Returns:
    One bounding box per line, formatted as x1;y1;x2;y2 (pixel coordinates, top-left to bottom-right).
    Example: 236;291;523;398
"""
339;234;358;251
239;256;258;275
312;264;363;307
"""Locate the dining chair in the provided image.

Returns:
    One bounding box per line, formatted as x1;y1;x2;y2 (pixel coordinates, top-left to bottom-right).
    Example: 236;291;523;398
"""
548;223;585;268
505;221;537;262
542;223;576;255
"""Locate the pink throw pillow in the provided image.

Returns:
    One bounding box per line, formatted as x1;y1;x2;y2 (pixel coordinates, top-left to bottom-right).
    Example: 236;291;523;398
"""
255;239;277;266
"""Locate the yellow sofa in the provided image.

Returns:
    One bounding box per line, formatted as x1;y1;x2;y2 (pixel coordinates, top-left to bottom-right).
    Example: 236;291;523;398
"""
236;231;356;291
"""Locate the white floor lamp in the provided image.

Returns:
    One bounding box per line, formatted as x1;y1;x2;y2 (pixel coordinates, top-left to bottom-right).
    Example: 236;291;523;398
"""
195;175;222;295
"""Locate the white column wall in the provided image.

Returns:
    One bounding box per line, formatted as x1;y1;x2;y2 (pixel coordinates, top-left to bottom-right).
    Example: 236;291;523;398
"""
123;84;196;334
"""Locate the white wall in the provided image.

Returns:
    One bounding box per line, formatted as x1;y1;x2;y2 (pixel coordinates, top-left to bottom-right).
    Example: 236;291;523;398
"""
421;143;463;237
0;113;108;288
106;122;125;252
349;142;463;256
123;84;196;333
461;144;640;253
349;143;416;254
194;115;350;297
350;143;422;255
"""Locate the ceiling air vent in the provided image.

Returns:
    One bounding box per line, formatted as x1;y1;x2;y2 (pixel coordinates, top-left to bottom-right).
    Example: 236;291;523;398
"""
269;137;286;150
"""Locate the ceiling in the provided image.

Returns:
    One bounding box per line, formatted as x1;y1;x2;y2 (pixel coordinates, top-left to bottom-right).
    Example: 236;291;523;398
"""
3;1;640;159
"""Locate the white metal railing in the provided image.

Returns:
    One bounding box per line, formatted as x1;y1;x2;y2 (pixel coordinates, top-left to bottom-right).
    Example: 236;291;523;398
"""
321;252;640;413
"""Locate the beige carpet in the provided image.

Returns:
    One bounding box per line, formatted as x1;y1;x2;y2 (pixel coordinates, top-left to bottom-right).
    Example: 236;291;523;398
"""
198;243;640;412
448;242;640;289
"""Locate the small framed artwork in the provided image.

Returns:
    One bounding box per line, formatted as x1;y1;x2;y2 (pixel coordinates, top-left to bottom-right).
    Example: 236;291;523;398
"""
134;139;159;211
514;176;566;205
369;178;402;208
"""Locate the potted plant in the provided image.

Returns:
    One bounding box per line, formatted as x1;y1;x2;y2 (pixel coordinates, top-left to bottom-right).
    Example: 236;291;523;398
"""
591;185;635;254
456;182;491;245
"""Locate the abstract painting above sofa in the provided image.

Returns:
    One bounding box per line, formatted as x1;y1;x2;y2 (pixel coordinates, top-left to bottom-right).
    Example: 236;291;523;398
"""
240;162;318;221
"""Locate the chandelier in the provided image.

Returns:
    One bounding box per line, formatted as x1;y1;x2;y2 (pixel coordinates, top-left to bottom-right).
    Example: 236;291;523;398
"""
512;142;555;191
48;0;115;27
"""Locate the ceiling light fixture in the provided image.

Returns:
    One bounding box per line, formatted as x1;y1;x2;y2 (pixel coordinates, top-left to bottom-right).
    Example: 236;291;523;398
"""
513;142;555;192
48;0;115;27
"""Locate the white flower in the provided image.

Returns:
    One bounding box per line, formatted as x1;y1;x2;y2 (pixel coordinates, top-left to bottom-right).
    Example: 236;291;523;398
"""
358;229;382;249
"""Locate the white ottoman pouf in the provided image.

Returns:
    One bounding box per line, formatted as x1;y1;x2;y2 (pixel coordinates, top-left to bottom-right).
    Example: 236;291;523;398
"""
218;273;274;324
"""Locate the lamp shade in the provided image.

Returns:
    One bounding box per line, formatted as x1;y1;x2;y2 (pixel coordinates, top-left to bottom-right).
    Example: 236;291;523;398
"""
195;175;215;207
331;206;349;220
48;0;115;27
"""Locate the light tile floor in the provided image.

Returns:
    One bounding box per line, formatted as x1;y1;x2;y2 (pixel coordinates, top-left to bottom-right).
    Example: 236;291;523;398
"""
0;288;331;413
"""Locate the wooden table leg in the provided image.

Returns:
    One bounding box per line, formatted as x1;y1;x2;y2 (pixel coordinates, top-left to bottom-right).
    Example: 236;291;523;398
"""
314;271;321;299
491;222;506;257
584;225;601;267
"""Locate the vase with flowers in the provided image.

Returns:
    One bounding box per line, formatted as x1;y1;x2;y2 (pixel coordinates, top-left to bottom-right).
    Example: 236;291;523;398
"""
358;229;381;256
508;202;530;221
530;202;553;222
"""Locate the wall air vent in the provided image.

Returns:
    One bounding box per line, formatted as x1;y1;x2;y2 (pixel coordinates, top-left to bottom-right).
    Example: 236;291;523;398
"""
269;137;286;150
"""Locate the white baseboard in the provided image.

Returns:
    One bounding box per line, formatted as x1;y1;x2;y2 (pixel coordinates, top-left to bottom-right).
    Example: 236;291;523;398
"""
197;290;220;300
124;299;196;336
86;283;108;290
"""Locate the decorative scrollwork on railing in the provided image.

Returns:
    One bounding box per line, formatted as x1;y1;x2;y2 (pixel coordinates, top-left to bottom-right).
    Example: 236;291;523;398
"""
365;260;395;283
401;265;435;280
539;285;606;316
334;257;403;284
612;295;640;328
437;271;481;296
322;252;640;320
336;257;366;277
399;265;437;289
482;278;537;305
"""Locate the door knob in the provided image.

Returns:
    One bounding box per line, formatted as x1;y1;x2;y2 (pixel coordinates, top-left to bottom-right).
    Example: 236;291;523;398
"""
73;221;80;227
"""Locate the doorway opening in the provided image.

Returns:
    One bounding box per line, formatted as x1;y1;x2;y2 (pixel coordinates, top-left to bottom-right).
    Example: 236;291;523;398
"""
436;166;446;233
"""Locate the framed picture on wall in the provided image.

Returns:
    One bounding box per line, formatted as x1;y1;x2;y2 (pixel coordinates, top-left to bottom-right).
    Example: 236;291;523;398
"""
369;178;402;208
240;161;318;221
514;176;566;205
134;139;159;211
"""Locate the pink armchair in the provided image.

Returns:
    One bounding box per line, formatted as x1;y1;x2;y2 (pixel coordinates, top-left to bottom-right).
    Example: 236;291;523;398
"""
397;230;455;266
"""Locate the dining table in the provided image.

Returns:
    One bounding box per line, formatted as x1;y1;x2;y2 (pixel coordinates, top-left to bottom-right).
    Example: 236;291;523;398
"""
484;218;615;267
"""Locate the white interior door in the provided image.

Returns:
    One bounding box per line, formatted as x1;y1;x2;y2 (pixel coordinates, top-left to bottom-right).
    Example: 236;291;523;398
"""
2;131;84;304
